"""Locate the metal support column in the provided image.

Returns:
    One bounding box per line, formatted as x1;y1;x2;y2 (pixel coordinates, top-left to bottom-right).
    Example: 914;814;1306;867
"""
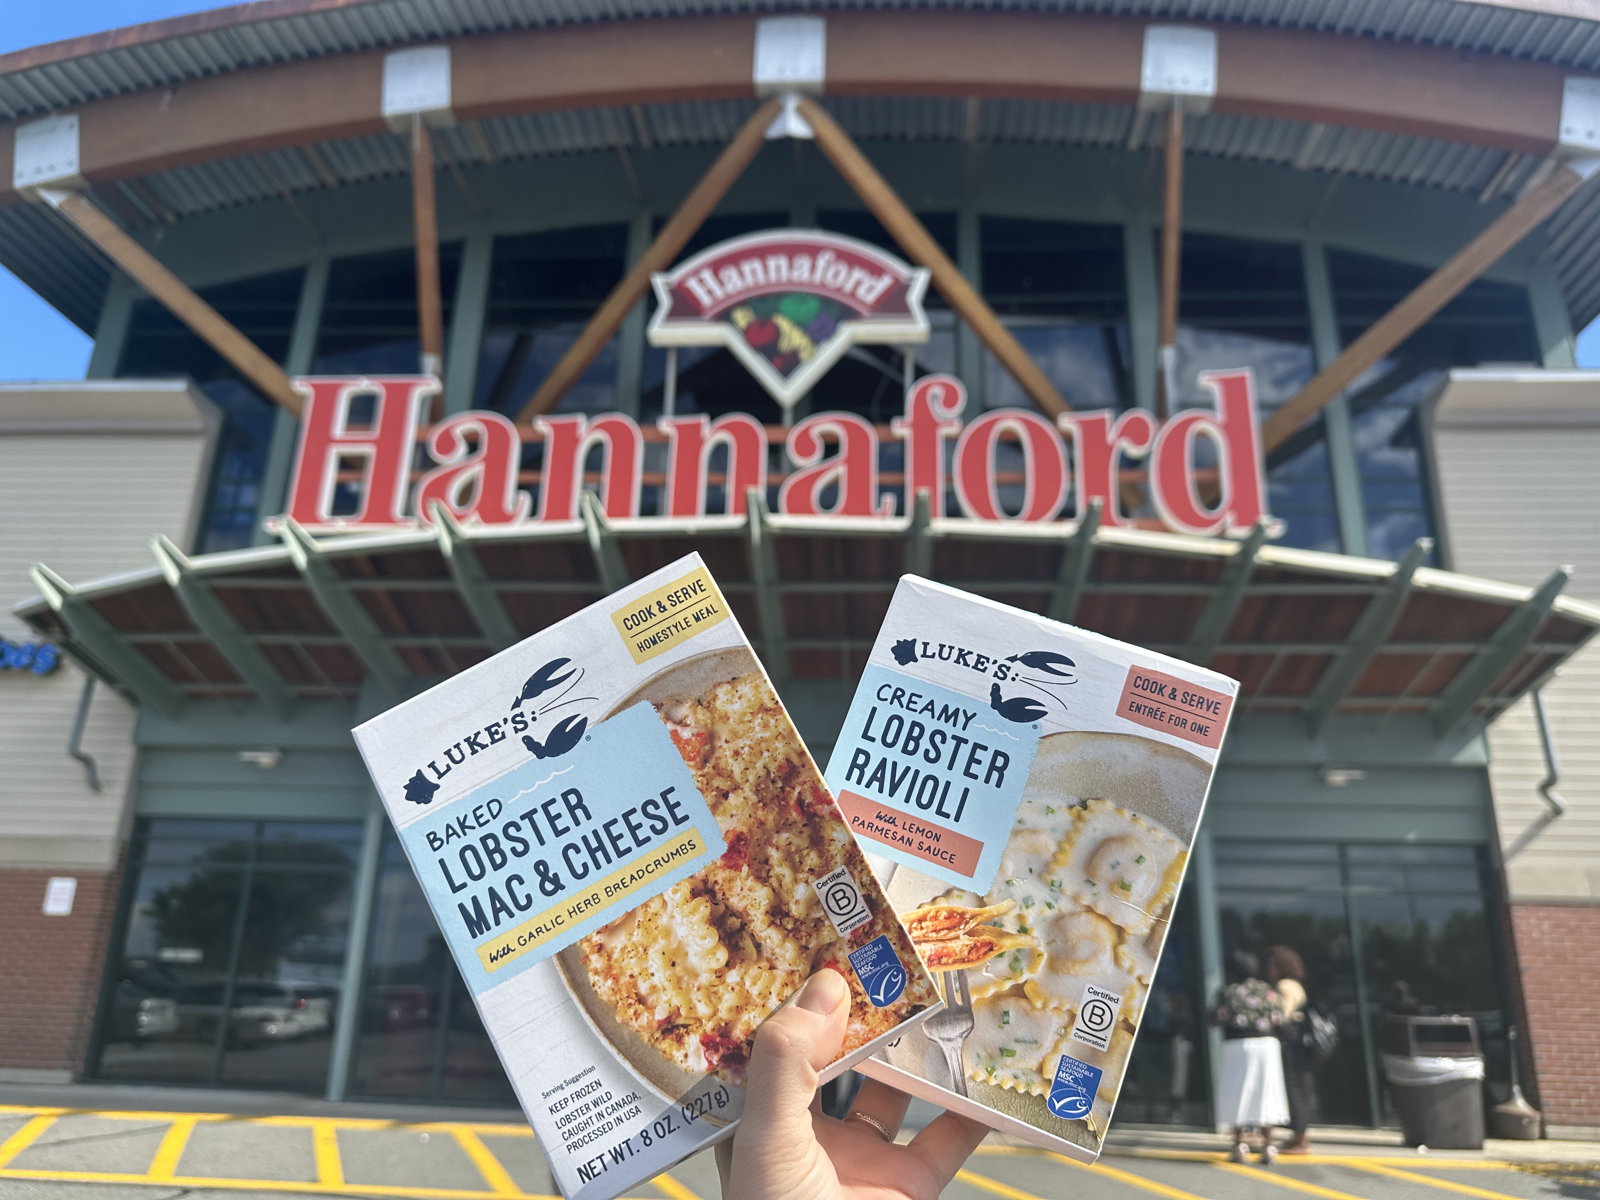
256;257;329;544
1302;240;1369;557
325;802;387;1102
445;231;494;414
1191;826;1224;1129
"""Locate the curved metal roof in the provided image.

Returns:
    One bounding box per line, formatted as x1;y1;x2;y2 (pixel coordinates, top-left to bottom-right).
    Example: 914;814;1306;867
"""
3;0;1600;127
15;511;1597;746
7;1;1600;331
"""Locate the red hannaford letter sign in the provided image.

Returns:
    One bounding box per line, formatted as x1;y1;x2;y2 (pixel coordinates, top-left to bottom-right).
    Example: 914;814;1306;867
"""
281;373;1272;537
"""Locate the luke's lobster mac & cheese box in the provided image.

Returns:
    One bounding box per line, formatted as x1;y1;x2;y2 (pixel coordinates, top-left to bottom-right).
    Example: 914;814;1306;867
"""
823;576;1238;1162
353;554;937;1200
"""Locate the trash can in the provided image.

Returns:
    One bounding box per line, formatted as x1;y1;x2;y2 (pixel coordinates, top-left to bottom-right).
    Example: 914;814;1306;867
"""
1381;1015;1485;1150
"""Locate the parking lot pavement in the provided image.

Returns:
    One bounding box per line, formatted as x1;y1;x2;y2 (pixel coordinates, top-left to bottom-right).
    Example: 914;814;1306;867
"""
1;1102;1597;1200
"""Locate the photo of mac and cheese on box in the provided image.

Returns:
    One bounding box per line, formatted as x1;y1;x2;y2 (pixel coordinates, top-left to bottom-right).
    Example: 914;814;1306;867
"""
354;556;935;1200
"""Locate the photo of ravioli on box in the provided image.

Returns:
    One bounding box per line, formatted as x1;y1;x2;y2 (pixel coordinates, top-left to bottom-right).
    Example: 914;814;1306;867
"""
823;575;1239;1162
352;554;938;1200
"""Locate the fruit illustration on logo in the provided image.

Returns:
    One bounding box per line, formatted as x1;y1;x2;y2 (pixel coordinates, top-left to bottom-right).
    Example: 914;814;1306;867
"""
730;296;841;380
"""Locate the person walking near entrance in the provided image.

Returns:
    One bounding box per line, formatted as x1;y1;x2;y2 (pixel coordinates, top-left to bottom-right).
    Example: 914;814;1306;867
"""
1265;945;1316;1155
1210;949;1290;1164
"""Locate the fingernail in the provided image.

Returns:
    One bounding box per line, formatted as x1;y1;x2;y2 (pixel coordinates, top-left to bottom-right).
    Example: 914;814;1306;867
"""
797;969;848;1014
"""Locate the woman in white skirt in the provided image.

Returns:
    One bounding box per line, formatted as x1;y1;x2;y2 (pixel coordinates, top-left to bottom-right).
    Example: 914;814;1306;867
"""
1211;950;1291;1164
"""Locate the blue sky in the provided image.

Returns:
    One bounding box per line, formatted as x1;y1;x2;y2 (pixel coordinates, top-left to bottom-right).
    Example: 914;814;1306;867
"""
1;1;1598;379
1;2;219;381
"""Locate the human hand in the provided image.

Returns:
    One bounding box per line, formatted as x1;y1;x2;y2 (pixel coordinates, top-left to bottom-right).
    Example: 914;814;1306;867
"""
717;970;988;1200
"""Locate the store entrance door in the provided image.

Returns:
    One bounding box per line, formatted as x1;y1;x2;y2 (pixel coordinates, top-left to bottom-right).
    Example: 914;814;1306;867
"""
1212;840;1508;1129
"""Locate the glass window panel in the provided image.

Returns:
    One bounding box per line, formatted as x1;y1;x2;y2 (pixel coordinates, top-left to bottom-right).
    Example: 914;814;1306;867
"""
313;245;463;375
352;846;448;1099
1120;881;1209;1125
1330;251;1538;564
95;819;357;1094
477;225;628;418
982;218;1129;414
351;834;510;1103
1169;235;1333;553
1211;861;1345;891
1346;844;1477;866
439;971;516;1104
1216;883;1366;1125
96;860;247;1083
119;270;303;554
1213;841;1339;864
217;865;352;1091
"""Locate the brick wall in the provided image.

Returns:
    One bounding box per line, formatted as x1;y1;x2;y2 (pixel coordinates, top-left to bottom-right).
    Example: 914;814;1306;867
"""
0;865;122;1078
1511;902;1600;1135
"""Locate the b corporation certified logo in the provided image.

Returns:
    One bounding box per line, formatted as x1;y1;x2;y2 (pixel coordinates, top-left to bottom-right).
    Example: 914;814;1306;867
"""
813;864;873;937
1068;983;1123;1053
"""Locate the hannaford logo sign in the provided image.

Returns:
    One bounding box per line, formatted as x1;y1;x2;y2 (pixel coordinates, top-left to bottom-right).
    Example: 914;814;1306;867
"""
647;231;930;412
280;372;1270;537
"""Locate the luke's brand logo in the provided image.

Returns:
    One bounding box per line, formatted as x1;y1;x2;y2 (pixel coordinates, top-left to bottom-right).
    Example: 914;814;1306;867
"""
648;231;930;412
890;638;1077;725
402;655;596;805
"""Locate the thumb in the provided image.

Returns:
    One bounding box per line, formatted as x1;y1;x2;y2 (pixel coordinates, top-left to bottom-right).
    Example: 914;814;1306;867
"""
741;970;850;1139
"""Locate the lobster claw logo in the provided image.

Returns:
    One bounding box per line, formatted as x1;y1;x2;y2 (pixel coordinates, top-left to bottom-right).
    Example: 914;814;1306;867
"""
512;656;594;759
990;650;1077;725
648;231;931;414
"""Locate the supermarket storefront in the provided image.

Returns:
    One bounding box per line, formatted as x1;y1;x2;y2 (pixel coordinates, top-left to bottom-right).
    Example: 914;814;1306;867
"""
5;0;1600;1136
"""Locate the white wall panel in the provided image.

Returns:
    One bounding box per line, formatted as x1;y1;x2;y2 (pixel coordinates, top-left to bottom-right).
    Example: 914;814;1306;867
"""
1432;386;1600;902
0;420;207;870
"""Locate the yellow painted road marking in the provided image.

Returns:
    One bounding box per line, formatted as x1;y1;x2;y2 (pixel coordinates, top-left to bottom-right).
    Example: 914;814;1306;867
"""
1214;1160;1369;1200
961;1158;1213;1200
1344;1159;1532;1200
149;1114;199;1180
313;1118;346;1187
957;1168;1052;1200
651;1171;703;1200
0;1114;57;1169
0;1167;564;1198
453;1127;522;1196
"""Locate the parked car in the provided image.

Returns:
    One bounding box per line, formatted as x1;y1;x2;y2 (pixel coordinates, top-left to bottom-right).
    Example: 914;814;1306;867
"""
175;981;332;1046
107;977;178;1045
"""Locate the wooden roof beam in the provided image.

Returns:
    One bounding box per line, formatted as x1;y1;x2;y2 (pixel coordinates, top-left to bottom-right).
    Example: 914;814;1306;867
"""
1304;538;1431;735
29;563;186;717
1156;101;1184;419
37;189;303;416
152;535;296;719
279;519;411;695
410;117;445;379
1260;162;1589;457
798;95;1070;419
517;97;781;422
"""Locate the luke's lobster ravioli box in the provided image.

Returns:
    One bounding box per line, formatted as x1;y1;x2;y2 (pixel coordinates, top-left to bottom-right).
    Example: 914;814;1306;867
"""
353;554;937;1200
823;576;1238;1163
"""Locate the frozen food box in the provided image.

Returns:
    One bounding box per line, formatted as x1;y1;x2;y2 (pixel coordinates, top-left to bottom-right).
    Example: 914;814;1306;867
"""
822;575;1238;1162
352;554;938;1200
